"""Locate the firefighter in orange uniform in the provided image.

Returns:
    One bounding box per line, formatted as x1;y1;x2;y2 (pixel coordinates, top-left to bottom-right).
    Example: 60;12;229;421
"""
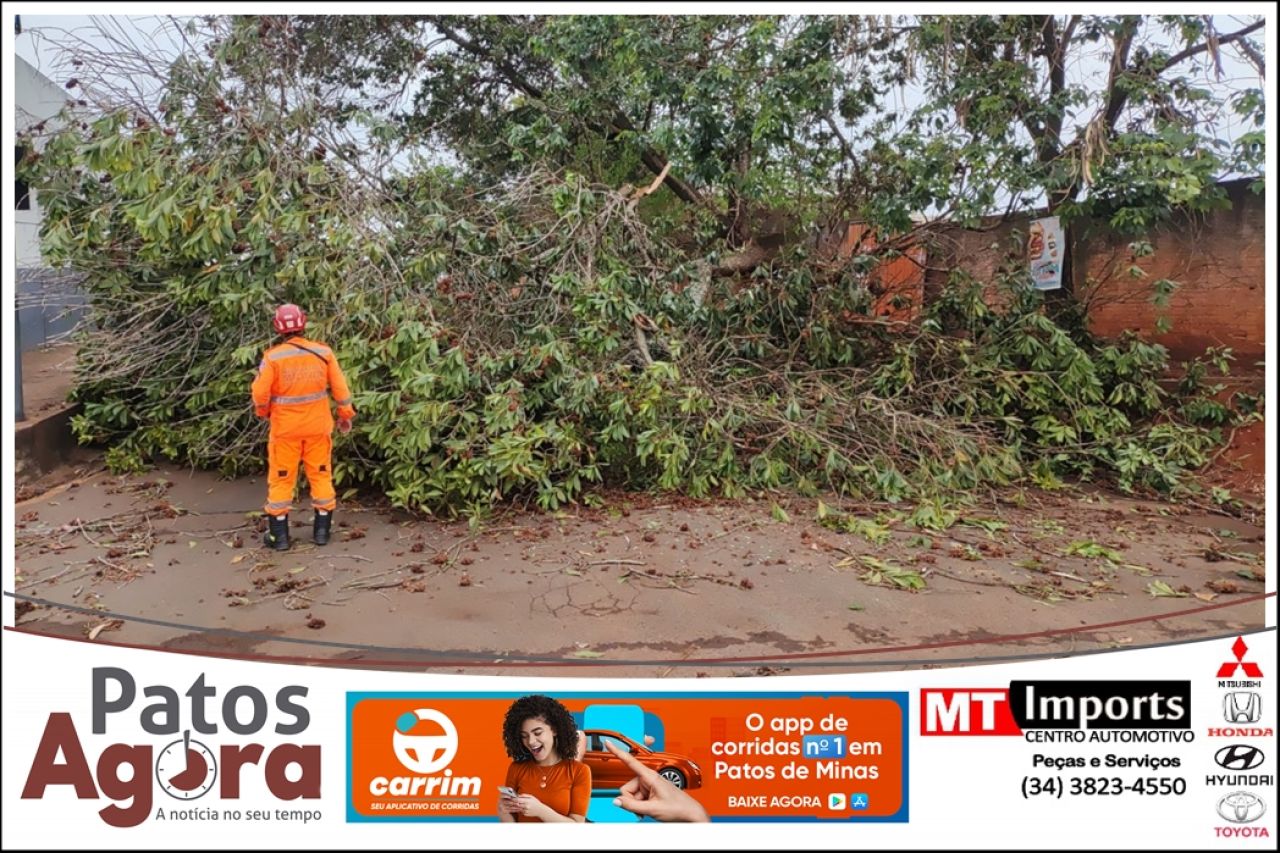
251;304;355;550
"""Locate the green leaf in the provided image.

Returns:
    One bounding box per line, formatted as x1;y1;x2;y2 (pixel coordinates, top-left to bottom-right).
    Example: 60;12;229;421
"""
1147;580;1188;598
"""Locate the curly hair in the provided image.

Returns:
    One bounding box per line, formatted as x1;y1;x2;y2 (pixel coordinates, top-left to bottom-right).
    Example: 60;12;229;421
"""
502;694;579;763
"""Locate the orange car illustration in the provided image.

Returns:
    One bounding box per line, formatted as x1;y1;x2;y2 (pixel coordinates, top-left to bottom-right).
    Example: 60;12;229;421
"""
581;729;703;790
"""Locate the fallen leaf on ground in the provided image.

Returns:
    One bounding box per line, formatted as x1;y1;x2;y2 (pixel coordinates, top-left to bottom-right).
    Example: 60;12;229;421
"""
87;619;124;641
1147;580;1188;598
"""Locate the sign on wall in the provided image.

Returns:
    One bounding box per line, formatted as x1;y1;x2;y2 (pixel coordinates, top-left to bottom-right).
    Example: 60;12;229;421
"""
1028;216;1064;291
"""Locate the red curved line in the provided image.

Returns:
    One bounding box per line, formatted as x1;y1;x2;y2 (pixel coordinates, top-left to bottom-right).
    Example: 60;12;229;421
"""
5;592;1270;668
721;590;1274;664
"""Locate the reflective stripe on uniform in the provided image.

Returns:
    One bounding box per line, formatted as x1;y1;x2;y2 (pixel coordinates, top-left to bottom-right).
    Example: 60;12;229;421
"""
267;347;331;362
334;397;353;406
270;391;330;405
265;499;292;511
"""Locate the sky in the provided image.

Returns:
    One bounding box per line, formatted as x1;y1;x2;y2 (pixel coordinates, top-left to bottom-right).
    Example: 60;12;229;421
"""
15;12;1266;136
7;9;1272;211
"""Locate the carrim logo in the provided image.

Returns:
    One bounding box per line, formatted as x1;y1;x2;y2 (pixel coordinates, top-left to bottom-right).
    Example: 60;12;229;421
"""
1223;692;1263;724
1216;791;1266;824
1215;745;1266;771
392;709;459;774
368;707;481;799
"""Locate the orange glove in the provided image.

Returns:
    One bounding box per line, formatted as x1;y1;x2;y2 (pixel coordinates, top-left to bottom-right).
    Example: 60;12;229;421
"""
337;418;353;434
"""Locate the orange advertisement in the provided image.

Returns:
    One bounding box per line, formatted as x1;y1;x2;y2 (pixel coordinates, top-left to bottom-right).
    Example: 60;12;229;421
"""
347;692;907;823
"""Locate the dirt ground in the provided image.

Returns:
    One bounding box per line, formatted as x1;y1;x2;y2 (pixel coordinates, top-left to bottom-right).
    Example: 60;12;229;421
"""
17;344;76;424
11;452;1267;677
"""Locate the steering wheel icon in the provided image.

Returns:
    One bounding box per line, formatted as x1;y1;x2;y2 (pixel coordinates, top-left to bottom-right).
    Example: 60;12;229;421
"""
392;708;459;774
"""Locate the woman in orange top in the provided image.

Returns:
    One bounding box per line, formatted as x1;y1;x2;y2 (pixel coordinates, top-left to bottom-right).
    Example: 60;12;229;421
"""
498;695;591;823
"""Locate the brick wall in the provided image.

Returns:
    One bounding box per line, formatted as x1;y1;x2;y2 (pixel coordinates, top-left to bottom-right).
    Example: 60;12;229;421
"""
1076;178;1265;363
922;219;1029;313
838;224;926;325
923;178;1266;364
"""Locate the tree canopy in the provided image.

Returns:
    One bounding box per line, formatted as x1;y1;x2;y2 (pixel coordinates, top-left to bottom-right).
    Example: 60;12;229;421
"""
274;14;1264;239
17;13;1264;515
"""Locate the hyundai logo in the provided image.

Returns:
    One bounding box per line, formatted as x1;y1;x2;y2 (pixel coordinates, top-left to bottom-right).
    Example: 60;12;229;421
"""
1216;791;1266;824
1215;745;1265;771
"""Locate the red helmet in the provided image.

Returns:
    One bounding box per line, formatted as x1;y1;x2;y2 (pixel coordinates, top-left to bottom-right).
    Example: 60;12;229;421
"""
273;303;306;334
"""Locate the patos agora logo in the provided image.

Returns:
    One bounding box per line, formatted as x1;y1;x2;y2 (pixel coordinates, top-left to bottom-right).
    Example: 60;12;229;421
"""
20;668;320;828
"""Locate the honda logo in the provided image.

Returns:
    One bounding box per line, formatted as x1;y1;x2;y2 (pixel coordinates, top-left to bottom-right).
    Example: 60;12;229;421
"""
1224;692;1262;724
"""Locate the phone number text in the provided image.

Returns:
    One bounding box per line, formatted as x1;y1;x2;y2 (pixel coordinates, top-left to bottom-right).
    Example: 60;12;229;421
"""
1021;777;1187;798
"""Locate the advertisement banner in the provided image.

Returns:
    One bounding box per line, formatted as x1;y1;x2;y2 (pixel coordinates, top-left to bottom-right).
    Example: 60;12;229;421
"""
1028;215;1065;290
348;692;907;822
2;9;1274;853
3;629;1277;849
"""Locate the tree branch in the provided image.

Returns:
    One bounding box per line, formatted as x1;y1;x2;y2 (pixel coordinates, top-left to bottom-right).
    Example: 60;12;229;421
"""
427;16;709;211
1156;19;1264;72
1041;15;1078;156
825;111;857;164
1027;14;1079;165
1234;35;1265;78
1100;18;1265;139
1101;16;1141;132
1056;14;1081;64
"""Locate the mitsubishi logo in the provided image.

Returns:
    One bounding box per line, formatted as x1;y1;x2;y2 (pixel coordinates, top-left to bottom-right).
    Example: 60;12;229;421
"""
1217;637;1264;678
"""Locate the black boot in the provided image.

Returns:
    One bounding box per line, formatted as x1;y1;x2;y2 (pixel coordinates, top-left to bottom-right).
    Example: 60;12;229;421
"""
264;514;290;551
313;510;332;546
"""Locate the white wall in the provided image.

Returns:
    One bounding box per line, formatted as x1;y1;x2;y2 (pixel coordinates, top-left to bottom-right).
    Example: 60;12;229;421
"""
15;55;69;268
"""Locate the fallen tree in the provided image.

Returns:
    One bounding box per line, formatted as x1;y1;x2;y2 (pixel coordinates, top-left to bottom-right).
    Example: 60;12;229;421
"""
28;149;1238;516
19;14;1259;516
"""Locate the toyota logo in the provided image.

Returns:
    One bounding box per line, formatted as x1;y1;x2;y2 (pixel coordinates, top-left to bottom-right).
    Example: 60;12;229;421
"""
1215;745;1265;771
1216;791;1266;824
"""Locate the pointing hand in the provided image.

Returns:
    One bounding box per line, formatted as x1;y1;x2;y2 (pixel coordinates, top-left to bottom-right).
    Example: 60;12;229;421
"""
605;740;709;822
